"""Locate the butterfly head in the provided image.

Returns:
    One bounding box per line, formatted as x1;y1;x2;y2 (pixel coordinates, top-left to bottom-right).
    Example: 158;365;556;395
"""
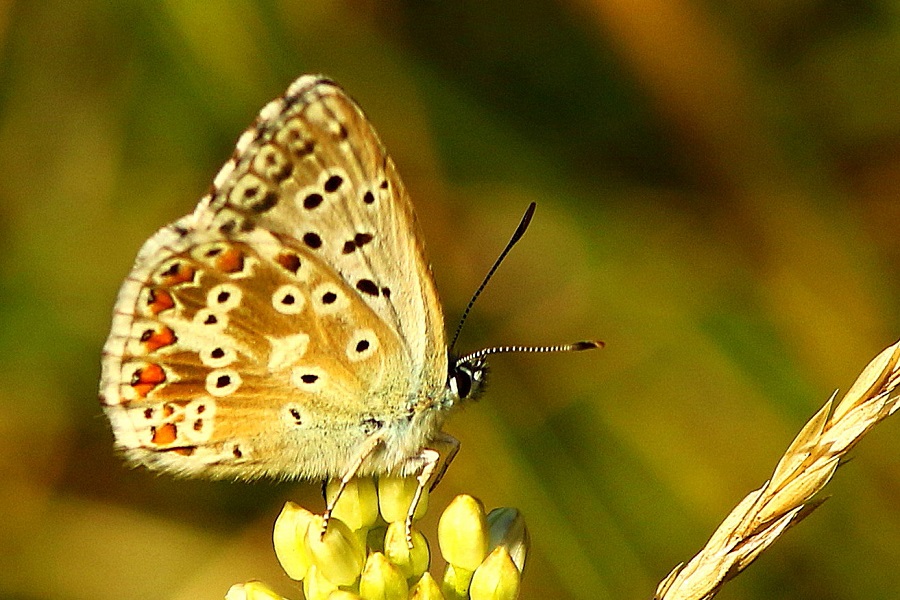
446;340;603;407
447;354;489;403
442;202;602;409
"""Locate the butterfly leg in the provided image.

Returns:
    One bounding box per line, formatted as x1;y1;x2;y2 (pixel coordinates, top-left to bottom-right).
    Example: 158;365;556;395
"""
400;433;461;547
322;432;385;538
426;432;460;492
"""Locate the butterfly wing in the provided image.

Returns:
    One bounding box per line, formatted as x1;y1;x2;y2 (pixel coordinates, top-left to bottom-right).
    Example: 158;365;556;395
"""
100;76;448;480
198;76;446;381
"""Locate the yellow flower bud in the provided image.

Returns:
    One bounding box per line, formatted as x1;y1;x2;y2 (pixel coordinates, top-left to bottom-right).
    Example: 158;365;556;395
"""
378;476;428;523
272;502;315;580
305;516;366;586
440;563;473;600
438;495;489;571
302;564;339;600
359;551;409;600
326;477;379;532
486;508;529;573
469;547;521;600
409;572;445;600
257;492;527;600
326;591;363;599
384;521;430;579
225;580;284;600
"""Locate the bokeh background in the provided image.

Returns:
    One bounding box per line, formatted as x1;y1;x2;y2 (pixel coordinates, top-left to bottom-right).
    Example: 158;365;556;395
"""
3;1;900;598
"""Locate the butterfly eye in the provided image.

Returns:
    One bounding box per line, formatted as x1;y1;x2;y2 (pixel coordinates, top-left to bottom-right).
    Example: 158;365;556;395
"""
449;370;471;398
449;360;487;401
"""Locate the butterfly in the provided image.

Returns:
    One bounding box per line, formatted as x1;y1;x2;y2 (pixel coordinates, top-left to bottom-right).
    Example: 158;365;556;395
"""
99;75;600;535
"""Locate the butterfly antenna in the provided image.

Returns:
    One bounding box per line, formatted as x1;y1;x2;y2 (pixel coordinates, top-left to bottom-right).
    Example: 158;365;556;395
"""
448;202;537;353
455;340;604;368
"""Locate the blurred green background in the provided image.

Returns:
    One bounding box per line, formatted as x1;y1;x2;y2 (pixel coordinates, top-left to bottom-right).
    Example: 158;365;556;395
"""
3;1;900;598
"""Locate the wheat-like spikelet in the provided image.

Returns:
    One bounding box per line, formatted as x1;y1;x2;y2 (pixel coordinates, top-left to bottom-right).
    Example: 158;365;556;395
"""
654;340;900;600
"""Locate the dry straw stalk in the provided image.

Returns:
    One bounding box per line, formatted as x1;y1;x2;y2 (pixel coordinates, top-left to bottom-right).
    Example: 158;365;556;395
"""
654;339;900;600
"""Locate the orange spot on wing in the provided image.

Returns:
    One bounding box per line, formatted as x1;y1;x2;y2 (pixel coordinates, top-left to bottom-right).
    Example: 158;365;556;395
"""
147;288;175;314
143;326;177;351
131;363;166;397
216;247;245;273
161;263;195;286
131;383;153;397
276;252;301;273
151;422;178;445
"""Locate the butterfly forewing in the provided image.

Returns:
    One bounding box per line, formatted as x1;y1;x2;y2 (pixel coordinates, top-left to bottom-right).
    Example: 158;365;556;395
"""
201;76;446;384
100;76;449;480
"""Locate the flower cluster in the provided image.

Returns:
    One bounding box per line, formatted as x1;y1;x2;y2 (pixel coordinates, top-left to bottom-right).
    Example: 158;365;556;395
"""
227;477;527;600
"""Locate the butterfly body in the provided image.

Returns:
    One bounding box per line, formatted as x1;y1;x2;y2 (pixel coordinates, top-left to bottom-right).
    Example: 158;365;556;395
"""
100;76;463;484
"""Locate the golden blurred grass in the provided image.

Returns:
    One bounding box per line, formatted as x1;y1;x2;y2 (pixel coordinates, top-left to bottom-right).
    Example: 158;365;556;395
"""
2;1;900;599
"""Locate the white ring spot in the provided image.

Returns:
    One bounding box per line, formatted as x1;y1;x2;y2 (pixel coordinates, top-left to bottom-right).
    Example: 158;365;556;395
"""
182;398;216;442
273;284;306;314
200;344;236;368
194;309;228;331
184;397;215;419
274;117;314;159
312;283;349;315
207;283;242;311
192;242;226;262
229;173;273;211
291;367;325;392
253;144;292;181
206;369;242;397
347;329;379;362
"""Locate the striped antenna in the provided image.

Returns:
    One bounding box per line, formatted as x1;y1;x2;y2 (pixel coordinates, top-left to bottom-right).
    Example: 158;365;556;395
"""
455;340;603;369
448;202;537;354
